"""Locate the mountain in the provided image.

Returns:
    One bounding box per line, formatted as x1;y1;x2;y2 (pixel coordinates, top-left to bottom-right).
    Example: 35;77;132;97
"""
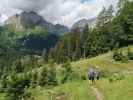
5;11;69;35
71;18;96;31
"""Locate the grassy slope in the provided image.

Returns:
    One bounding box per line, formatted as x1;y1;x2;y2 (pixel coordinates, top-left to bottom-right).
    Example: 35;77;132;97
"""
29;46;133;100
30;75;133;100
0;93;7;100
71;46;133;76
96;75;133;100
30;81;95;100
0;46;133;100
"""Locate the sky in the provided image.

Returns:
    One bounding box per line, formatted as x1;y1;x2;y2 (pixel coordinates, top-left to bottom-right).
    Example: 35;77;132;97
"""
0;0;118;27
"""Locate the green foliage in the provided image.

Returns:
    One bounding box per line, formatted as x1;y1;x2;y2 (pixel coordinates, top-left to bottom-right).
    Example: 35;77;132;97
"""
127;48;133;60
12;60;23;73
5;73;30;100
113;49;123;61
37;60;57;86
0;28;17;49
52;1;133;63
108;73;125;83
47;60;57;85
81;24;90;46
53;32;81;63
96;5;114;27
116;1;133;45
37;67;48;86
82;25;92;57
113;48;128;62
61;61;73;83
113;47;133;62
31;62;57;86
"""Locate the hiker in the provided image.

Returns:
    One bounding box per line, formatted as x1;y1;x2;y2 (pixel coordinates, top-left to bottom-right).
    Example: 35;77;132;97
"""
88;67;95;84
95;66;100;80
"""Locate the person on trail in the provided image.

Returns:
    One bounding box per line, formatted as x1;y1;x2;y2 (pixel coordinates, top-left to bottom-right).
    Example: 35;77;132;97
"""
88;67;95;84
95;66;100;80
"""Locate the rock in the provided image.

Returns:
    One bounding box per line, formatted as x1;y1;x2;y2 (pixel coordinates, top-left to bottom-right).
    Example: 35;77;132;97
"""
5;11;69;35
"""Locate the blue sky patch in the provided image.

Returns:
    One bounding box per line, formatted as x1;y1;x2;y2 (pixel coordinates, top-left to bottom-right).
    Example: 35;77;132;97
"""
81;0;94;3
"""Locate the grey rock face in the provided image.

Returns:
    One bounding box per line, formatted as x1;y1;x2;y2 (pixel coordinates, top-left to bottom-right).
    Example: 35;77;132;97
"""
5;11;69;35
71;18;96;32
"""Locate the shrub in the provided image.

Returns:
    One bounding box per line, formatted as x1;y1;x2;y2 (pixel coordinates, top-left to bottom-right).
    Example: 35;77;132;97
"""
38;63;57;86
121;55;128;63
47;59;57;85
61;61;73;84
113;49;128;62
0;74;8;89
108;77;114;83
100;70;111;78
47;68;57;86
6;73;30;100
81;75;87;80
127;48;133;60
30;71;38;88
108;73;125;83
37;67;48;86
113;49;123;61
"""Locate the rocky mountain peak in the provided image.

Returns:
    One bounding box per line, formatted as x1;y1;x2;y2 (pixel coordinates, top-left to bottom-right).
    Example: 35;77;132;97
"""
5;11;69;35
71;18;96;32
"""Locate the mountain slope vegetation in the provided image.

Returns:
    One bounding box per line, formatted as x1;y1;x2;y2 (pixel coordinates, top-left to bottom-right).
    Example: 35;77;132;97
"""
27;46;133;100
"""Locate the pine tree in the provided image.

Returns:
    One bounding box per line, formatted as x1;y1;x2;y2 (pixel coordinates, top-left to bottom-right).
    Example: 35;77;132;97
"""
96;5;114;28
81;24;90;58
96;7;106;27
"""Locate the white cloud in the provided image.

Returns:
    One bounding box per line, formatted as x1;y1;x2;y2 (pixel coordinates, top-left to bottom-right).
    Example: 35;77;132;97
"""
0;0;118;27
0;14;8;25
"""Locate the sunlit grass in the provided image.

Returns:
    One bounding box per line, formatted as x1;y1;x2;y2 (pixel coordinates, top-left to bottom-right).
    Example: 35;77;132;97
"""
30;80;96;100
0;93;7;100
96;74;133;100
71;45;133;77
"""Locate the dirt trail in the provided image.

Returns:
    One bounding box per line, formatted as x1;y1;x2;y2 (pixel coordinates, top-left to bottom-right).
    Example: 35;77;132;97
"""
91;86;104;100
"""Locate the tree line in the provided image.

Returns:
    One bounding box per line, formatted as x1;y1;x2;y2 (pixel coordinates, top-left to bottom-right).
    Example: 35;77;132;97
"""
47;0;133;63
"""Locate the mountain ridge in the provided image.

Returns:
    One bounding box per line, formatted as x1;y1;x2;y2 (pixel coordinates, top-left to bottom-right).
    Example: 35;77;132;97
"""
5;11;69;35
71;18;96;31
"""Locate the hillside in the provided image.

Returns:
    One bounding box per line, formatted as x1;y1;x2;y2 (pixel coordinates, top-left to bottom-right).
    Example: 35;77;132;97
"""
71;46;133;76
11;46;132;100
0;46;133;100
26;46;133;100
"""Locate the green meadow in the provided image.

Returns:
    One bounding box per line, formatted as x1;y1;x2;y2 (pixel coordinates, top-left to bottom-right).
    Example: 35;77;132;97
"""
27;45;133;100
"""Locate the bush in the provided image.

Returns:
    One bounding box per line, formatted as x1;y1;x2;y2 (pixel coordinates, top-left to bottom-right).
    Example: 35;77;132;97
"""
108;73;125;83
61;61;73;84
47;67;57;86
121;55;128;63
113;49;123;61
113;49;128;62
80;75;87;80
30;71;38;88
37;67;48;86
127;48;133;60
6;73;30;100
100;70;111;78
108;77;114;83
47;59;57;85
38;63;57;86
0;74;8;89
